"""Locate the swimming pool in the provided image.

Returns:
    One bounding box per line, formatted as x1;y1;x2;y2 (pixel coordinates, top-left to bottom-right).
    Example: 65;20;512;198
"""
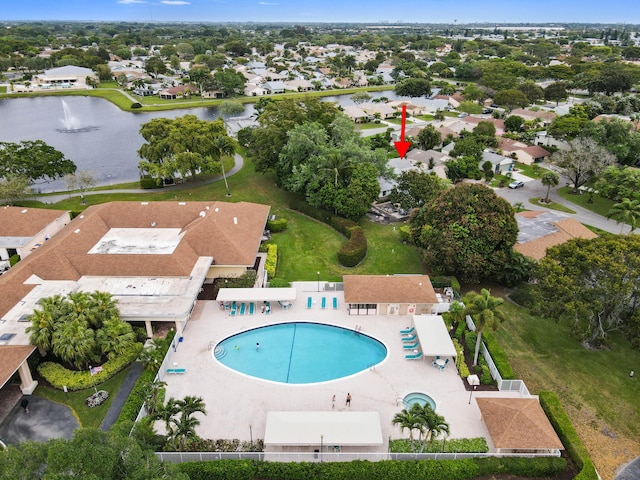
403;392;437;410
214;322;387;384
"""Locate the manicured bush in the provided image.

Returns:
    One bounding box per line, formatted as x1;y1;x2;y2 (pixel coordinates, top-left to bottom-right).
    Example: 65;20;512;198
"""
267;217;287;232
539;391;598;480
179;459;255;480
390;437;488;453
268;278;290;288
453;339;470;378
139;175;162;189
37;344;141;391
131;102;142;109
509;286;535;308
260;243;277;278
9;254;20;267
338;226;367;267
430;275;461;294
475;456;566;477
482;332;515;380
398;224;411;242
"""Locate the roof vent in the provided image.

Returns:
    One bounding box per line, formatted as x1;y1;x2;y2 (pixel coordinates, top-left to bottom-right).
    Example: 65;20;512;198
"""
74;228;81;234
233;217;238;225
205;206;210;210
21;209;28;214
178;202;186;206
214;208;219;212
199;211;206;218
79;215;84;219
141;202;149;205
151;221;157;227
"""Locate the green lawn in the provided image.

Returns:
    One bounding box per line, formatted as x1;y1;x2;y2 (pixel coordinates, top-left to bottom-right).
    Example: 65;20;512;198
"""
558;187;616;217
513;163;546;179
34;366;132;429
385;117;413;125
356;122;386;130
528;197;576;214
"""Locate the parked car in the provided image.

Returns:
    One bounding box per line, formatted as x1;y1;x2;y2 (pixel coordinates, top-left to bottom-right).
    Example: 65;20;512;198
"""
508;180;525;189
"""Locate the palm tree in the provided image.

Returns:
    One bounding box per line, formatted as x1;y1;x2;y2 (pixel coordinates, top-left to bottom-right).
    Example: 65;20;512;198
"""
416;404;450;443
88;291;119;327
153;397;180;434
212;135;237;196
540;171;559;204
391;407;423;451
463;289;506;366
26;294;65;356
175;395;207;418
96;318;137;360
322;151;352;187
168;412;201;451
513;201;524;213
52;319;98;369
606;198;640;233
142;379;167;417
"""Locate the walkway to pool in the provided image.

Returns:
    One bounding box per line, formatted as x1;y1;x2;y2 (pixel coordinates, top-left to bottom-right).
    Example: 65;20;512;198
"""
162;286;523;453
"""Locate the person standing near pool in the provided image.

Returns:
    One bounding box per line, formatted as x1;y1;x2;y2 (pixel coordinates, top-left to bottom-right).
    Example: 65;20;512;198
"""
256;342;260;351
346;393;351;406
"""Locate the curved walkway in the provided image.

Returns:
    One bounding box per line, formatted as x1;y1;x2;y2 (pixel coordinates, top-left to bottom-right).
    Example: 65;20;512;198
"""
36;153;244;204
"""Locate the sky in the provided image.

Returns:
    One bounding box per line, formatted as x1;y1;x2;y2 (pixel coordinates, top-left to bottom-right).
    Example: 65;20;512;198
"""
2;0;639;24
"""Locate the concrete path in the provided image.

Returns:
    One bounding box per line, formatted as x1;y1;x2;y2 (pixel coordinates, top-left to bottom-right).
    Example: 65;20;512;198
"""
99;362;144;431
36;153;244;204
0;395;79;445
615;456;640;480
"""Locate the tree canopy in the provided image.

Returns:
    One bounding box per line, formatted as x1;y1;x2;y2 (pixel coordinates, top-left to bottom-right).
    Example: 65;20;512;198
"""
534;235;640;349
550;137;617;191
395;77;432;97
410;184;518;283
389;170;449;210
0;140;76;183
138;115;235;181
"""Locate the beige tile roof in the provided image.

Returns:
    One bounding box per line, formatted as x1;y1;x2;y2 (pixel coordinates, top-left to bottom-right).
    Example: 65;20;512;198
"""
514;215;597;261
477;397;564;451
0;206;69;237
0;201;270;315
0;345;36;389
343;275;437;304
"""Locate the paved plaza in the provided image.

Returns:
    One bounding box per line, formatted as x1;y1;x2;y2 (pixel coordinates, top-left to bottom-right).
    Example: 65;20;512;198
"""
163;286;522;453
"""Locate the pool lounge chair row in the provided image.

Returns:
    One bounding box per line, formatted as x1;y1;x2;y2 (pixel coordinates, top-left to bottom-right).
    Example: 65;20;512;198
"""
229;302;257;316
166;368;186;374
306;296;340;309
405;351;423;360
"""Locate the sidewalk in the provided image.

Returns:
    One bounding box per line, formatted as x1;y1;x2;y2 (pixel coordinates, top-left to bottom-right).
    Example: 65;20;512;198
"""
100;362;144;430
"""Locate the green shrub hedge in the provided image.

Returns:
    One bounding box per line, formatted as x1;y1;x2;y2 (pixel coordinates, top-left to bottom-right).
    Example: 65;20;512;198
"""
509;286;535;308
268;278;291;288
482;332;515;380
539;391;598;480
267;217;287;232
139;175;163;189
178;456;565;480
398;224;411;242
131;102;142;109
453;339;470;379
37;344;141;391
430;276;461;294
390;437;488;453
260;243;277;278
290;197;367;268
9;254;20;267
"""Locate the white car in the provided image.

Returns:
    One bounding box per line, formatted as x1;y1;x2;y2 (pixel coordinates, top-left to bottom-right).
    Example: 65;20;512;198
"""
508;180;525;189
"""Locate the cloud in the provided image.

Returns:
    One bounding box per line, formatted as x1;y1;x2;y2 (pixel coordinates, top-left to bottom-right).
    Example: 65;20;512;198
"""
258;1;279;4
161;0;190;4
118;0;146;4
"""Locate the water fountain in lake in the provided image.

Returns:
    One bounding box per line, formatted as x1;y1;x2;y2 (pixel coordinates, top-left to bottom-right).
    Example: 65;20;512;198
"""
57;99;98;133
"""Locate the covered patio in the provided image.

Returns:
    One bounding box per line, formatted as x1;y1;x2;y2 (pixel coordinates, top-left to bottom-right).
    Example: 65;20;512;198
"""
411;314;457;363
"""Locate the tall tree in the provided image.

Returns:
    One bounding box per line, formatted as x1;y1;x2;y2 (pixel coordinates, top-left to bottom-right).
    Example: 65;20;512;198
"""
550;137;617;191
411;184;518;283
415;125;442;151
463;289;506;365
0;140;76;183
534;236;640;348
138;115;233;181
606;198;640;233
389;170;449;210
395;78;432;97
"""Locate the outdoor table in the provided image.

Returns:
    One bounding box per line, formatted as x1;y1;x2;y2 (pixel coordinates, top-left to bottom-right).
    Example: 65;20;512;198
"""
435;358;445;367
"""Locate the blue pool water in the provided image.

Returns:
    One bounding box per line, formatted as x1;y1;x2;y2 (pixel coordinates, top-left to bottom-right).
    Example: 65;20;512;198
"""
403;392;437;410
215;322;387;384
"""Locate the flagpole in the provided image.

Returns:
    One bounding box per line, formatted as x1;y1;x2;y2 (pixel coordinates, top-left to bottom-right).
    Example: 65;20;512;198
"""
89;365;98;394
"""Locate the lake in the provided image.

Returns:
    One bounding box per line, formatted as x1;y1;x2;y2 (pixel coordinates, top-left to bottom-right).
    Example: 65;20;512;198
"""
0;90;404;192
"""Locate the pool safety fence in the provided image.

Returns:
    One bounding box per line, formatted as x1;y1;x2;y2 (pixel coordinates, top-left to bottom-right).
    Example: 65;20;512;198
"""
155;450;561;464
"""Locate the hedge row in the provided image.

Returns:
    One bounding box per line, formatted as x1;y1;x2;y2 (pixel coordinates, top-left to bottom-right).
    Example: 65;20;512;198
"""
260;243;277;279
267;217;287;233
429;276;461;294
465;330;515;381
452;338;470;379
115;331;175;425
289;198;367;267
178;457;565;480
539;391;598;480
139;175;163;189
37;344;141;391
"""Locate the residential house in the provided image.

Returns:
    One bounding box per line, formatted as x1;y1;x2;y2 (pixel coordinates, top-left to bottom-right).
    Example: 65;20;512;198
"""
284;79;314;92
342;105;371;123
514;210;597;261
262;81;286;94
510;108;557;126
481;150;515;174
158;83;198;99
360;102;396;119
33;65;97;89
245;84;268;96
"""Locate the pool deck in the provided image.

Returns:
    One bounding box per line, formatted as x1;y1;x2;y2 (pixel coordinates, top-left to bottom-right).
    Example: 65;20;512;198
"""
163;288;523;452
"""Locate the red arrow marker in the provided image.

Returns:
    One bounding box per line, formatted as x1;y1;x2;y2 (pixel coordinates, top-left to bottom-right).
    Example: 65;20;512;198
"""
394;104;410;158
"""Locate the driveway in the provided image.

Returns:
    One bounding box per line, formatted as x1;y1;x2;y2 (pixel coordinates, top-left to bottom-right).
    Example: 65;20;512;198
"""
0;395;79;445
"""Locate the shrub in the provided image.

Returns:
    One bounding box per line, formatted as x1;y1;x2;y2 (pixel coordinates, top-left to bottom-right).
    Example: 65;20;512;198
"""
131;102;142;109
261;243;277;279
453;339;470;378
139;175;162;189
9;254;20;267
86;390;109;408
267;217;287;232
430;276;461;294
398;225;411;242
509;286;535;308
338;226;367;267
37;344;141;391
539;391;598;480
268;278;290;288
483;332;515;379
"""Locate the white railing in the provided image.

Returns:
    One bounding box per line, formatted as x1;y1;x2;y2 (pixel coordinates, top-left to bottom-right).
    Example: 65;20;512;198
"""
155;450;561;464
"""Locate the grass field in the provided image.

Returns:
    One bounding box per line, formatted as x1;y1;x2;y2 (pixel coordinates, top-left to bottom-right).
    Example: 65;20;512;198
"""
558;187;616;217
18;147;639;478
34;366;132;429
494;301;640;480
528;197;577;214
